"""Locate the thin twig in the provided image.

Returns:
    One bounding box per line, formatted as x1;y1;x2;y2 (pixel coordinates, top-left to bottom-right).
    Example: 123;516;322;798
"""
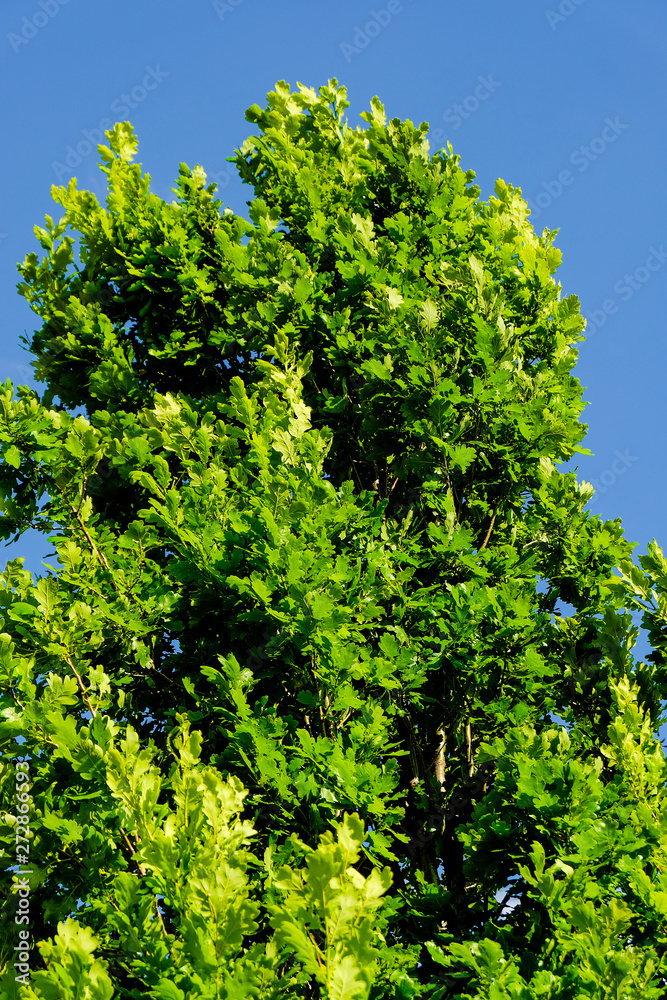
64;655;97;718
75;476;88;517
69;505;120;593
466;720;474;778
349;459;365;492
155;896;168;936
121;829;146;876
479;510;497;550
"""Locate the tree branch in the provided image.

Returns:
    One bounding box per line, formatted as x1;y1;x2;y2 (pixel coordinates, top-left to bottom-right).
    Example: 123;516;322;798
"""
479;510;497;550
64;654;97;718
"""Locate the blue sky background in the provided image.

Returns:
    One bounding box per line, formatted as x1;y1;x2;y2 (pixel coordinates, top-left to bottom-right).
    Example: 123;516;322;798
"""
0;1;666;657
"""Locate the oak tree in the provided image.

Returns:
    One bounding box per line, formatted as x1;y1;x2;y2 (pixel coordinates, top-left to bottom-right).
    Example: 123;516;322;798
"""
2;80;667;998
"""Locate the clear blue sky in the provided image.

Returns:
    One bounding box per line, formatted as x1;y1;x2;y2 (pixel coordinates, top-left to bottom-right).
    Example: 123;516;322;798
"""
1;0;666;591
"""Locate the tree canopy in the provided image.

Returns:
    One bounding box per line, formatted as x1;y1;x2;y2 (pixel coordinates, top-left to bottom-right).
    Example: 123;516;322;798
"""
2;79;667;999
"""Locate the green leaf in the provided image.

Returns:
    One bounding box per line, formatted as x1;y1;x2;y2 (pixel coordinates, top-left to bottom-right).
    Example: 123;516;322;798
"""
419;299;439;332
3;445;21;468
105;121;139;162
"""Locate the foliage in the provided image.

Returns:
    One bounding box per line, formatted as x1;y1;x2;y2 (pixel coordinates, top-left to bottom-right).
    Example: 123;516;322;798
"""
1;80;667;997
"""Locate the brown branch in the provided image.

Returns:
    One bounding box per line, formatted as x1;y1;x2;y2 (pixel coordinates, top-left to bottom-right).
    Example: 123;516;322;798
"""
64;655;97;718
69;505;120;593
466;720;474;778
349;458;365;493
323;691;336;741
434;728;446;788
120;829;146;876
372;460;380;494
75;475;88;517
479;510;497;551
